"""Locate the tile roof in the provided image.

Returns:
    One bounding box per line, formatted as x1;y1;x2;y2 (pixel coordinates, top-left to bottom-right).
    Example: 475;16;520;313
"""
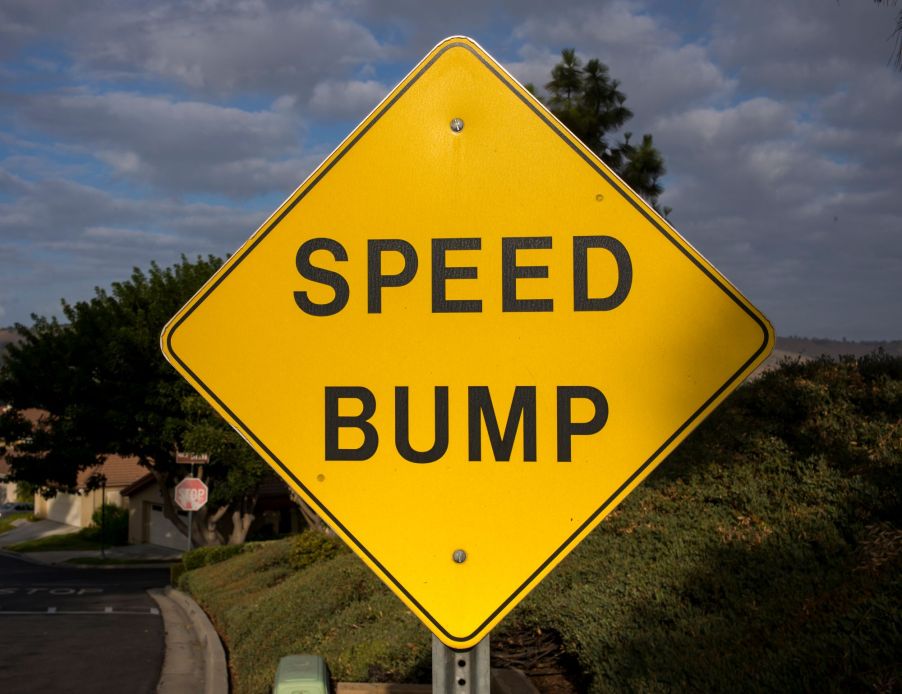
120;472;156;497
1;408;49;476
77;454;147;489
0;408;144;489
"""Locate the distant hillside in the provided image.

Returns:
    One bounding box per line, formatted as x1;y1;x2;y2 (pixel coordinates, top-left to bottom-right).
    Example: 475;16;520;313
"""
776;336;902;358
752;336;901;376
0;327;22;364
2;327;899;370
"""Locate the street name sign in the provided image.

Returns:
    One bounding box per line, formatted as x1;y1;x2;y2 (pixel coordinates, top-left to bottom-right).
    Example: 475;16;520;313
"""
176;451;210;466
174;477;208;512
161;37;774;648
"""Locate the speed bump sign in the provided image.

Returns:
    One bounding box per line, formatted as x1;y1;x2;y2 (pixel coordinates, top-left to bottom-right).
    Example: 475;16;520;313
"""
162;37;774;648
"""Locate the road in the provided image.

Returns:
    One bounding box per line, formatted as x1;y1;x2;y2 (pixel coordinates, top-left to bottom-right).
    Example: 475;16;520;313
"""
0;552;169;694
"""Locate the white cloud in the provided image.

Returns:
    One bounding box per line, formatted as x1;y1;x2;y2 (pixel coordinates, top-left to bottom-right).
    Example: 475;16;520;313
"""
0;175;273;323
707;0;895;95
18;91;305;196
83;226;182;247
653;98;795;149
308;79;388;119
0;165;31;194
513;1;735;122
73;1;387;96
0;177;264;244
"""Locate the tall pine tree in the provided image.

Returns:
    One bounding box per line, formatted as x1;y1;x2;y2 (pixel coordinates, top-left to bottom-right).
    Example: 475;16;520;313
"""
537;49;669;215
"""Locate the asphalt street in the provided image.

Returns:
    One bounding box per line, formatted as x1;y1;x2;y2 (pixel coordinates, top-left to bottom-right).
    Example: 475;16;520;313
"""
0;552;170;694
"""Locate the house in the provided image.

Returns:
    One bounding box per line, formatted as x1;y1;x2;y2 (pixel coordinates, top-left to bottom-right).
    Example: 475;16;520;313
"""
4;407;300;545
1;406;147;527
120;473;190;550
0;407;47;504
0;458;16;504
123;470;302;550
33;454;147;528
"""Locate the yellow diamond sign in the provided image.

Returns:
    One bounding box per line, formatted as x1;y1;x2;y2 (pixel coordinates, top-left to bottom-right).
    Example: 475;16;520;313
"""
162;37;774;649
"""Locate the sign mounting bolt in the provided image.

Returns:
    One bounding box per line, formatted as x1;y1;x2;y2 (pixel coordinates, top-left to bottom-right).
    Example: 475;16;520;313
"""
450;118;464;133
452;549;467;563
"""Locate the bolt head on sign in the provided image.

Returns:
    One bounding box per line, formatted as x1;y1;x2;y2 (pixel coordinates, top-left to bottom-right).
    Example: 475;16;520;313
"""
174;477;208;512
161;37;773;648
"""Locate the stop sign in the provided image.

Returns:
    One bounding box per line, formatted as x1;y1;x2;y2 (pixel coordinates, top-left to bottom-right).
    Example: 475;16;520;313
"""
174;477;208;512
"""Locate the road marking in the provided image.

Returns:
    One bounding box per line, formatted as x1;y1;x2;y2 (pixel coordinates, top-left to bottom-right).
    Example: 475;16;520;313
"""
0;587;105;595
0;609;161;616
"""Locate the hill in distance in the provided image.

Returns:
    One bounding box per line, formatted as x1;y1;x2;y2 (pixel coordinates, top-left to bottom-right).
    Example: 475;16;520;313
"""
776;336;902;358
0;327;22;363
1;325;900;367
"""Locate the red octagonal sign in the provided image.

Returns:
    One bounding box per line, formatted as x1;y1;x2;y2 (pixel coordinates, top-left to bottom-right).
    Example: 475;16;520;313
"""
174;477;208;512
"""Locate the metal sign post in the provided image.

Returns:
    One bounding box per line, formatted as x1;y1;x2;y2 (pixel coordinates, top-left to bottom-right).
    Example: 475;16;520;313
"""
433;635;490;694
186;462;194;552
100;480;106;559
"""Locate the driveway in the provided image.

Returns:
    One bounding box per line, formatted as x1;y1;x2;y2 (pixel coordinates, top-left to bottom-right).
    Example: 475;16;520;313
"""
0;518;80;547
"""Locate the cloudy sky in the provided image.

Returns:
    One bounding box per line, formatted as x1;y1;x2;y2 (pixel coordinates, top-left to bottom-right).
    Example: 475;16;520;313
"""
1;0;900;340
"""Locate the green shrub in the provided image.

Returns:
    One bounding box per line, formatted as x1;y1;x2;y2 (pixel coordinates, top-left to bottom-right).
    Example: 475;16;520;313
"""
288;530;348;571
182;539;429;693
183;543;245;570
501;353;902;692
170;561;187;586
83;503;128;545
182;356;902;693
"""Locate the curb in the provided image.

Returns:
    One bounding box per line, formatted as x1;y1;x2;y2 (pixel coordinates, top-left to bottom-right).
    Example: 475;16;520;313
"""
0;547;178;569
149;586;229;694
0;547;47;566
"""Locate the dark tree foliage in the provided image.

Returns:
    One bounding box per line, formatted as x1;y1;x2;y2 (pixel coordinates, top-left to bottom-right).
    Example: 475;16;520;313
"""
874;0;902;69
537;49;669;214
0;256;267;544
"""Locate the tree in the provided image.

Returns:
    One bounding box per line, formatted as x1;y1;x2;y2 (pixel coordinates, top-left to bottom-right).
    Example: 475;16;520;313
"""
180;392;267;544
0;256;268;545
874;0;902;69
536;49;669;214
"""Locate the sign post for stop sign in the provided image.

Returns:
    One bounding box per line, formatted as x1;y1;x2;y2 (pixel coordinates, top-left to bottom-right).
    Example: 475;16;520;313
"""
175;477;208;551
162;35;773;672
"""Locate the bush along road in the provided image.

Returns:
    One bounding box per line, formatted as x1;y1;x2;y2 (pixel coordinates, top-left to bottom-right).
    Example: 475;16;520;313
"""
176;354;901;693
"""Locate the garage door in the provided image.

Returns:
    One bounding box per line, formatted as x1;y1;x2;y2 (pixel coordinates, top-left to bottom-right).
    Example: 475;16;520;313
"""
46;493;82;526
146;502;188;550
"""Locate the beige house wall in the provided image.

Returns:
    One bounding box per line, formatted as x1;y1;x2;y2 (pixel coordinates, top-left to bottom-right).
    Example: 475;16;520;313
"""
35;487;126;528
127;483;163;544
126;483;189;550
0;481;19;504
34;494;49;518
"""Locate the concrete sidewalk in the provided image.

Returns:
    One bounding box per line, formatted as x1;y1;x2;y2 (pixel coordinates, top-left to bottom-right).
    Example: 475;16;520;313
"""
150;587;229;694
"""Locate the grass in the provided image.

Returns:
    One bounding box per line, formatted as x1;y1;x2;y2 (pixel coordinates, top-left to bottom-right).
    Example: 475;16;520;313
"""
8;529;107;552
7;512;128;552
0;511;33;535
182;537;430;692
181;355;902;693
